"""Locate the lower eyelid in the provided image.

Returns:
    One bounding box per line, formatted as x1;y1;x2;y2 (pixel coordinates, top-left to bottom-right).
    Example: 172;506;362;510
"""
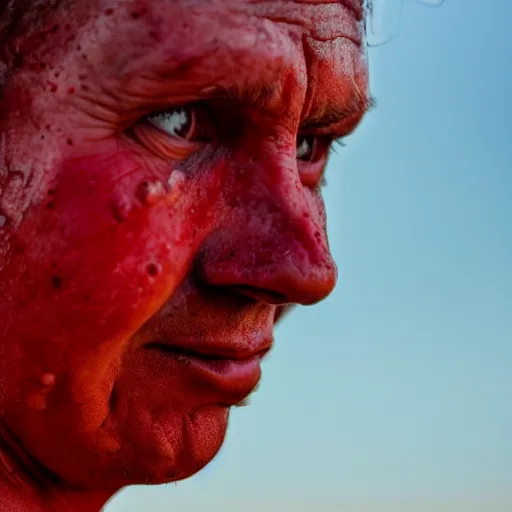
131;123;199;160
298;159;327;188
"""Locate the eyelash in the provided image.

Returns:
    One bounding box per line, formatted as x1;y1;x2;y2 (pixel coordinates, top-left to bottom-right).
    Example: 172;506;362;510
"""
330;138;347;154
317;139;348;188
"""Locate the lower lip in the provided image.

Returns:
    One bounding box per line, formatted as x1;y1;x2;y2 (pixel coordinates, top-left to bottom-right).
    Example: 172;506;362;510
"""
149;346;262;399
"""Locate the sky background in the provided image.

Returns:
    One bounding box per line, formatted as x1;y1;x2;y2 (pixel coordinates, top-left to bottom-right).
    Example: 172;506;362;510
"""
106;0;512;510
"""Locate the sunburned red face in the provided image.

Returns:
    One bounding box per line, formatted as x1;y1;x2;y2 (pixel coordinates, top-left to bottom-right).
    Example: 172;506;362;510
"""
0;0;369;491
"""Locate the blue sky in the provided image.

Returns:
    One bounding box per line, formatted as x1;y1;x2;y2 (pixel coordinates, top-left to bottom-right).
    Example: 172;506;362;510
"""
106;0;512;509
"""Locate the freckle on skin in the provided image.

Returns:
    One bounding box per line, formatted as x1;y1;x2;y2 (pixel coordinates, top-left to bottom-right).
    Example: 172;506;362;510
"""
51;274;62;288
145;263;160;277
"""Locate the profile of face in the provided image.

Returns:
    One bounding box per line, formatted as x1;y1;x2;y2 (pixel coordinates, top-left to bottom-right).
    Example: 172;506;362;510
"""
0;0;369;496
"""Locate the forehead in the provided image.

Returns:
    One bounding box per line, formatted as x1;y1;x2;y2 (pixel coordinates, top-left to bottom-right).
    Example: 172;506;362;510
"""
91;1;364;67
65;0;368;124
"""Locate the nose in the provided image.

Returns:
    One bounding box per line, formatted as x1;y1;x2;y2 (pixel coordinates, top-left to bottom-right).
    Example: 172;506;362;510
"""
194;149;337;306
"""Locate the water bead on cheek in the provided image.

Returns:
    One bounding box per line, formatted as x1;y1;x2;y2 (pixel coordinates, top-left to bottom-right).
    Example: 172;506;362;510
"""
167;170;186;190
166;170;186;204
136;170;186;208
137;180;166;206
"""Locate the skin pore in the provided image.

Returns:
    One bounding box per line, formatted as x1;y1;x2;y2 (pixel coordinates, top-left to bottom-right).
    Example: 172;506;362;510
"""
0;0;370;510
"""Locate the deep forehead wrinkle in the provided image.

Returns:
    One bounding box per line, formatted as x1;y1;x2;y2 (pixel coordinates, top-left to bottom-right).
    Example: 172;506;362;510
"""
64;0;367;132
80;0;310;112
104;0;363;69
236;0;363;45
100;1;300;75
96;0;364;99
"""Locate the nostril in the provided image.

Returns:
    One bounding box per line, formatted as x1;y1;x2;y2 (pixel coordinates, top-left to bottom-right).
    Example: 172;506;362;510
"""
230;285;289;305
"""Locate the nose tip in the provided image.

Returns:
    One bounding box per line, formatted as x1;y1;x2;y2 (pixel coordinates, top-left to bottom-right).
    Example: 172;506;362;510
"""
195;237;338;307
195;147;338;307
228;262;337;306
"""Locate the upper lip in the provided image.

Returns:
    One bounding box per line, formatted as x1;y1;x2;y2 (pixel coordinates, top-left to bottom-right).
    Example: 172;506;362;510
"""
143;282;276;362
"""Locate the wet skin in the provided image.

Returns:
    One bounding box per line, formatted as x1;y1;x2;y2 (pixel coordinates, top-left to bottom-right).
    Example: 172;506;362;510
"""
0;0;369;510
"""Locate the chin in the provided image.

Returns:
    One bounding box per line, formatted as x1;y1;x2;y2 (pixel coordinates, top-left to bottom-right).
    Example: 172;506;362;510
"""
126;403;231;487
75;403;231;489
7;398;231;491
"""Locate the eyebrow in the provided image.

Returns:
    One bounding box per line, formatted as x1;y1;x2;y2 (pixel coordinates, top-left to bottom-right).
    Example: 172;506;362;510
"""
221;82;282;112
301;95;376;131
214;80;375;133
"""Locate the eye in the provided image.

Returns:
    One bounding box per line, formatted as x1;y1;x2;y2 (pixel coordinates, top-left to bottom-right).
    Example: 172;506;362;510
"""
147;106;196;140
296;135;316;161
296;134;334;188
296;135;330;163
132;104;214;160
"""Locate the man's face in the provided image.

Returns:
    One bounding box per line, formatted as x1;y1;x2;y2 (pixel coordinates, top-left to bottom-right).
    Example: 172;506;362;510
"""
0;0;368;490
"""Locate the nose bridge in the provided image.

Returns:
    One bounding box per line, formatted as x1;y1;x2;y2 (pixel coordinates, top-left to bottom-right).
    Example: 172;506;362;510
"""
196;145;337;306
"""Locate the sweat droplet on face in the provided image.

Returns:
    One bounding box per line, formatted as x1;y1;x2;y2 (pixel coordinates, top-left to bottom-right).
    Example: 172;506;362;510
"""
137;180;166;206
167;170;185;190
137;172;186;208
166;171;186;204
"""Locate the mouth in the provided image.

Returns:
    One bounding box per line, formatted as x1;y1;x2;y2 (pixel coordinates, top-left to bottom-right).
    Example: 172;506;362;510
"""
146;342;271;403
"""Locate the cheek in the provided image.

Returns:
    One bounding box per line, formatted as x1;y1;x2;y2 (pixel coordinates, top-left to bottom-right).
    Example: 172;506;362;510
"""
0;149;214;390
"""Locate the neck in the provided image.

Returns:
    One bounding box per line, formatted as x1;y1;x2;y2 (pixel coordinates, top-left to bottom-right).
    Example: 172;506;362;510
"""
0;422;114;512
